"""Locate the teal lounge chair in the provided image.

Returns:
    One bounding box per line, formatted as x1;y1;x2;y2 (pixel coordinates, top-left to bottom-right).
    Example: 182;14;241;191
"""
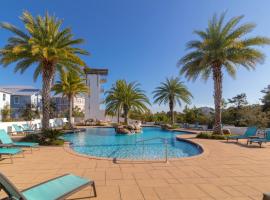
22;124;35;132
12;124;25;135
0;148;23;163
0;129;39;152
0;173;97;200
248;130;270;147
227;126;257;143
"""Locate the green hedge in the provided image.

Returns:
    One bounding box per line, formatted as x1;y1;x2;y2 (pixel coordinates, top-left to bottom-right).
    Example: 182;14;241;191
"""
196;132;228;140
21;129;65;146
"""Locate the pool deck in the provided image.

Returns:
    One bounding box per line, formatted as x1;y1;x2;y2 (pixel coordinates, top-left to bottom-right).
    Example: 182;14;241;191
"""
1;134;270;200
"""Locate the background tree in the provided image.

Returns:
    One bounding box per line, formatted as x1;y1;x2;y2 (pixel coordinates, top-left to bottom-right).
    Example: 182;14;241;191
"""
20;104;39;121
105;80;150;124
227;93;248;126
1;104;11;122
228;93;248;109
179;12;270;134
261;85;270;111
0;11;88;130
153;77;192;124
73;106;85;118
52;70;88;127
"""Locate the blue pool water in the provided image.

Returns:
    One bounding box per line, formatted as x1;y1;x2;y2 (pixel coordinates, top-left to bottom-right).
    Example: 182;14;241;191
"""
64;127;202;160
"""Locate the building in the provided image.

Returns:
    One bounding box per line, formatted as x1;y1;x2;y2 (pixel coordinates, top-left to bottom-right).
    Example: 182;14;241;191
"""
0;89;11;121
52;94;85;117
84;68;108;120
0;86;42;119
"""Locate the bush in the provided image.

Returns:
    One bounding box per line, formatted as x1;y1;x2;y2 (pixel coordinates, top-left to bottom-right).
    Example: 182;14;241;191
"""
21;129;65;146
196;132;228;140
171;124;179;129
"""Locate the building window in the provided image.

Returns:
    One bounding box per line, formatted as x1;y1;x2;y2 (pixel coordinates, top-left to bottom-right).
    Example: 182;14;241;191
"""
3;94;6;101
14;96;19;104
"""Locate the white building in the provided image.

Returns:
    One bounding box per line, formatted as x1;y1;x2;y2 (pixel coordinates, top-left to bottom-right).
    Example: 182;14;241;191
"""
85;68;108;121
0;89;11;121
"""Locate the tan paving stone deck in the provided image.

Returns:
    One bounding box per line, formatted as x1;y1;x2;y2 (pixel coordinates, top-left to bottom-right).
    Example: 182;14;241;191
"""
1;135;270;200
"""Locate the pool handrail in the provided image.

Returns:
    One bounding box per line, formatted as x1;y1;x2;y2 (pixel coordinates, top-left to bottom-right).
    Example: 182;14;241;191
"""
136;137;169;162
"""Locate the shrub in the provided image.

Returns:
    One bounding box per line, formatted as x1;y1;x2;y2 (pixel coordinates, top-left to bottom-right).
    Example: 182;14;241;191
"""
196;132;227;140
171;124;179;129
21;129;65;146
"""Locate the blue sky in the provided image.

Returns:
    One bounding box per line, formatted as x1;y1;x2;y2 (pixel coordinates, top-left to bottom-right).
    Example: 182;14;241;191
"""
0;0;270;112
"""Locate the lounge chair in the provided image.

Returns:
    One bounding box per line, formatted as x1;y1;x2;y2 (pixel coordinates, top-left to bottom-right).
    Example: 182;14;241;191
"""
22;124;35;132
12;124;26;135
263;192;270;200
0;129;39;153
0;148;23;163
227;126;257;143
0;173;97;199
248;130;270;147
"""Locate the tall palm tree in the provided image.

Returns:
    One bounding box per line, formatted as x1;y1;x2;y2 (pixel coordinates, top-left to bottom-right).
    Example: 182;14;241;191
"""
104;80;125;123
153;77;192;124
178;13;270;134
105;80;150;124
52;70;88;127
0;11;88;130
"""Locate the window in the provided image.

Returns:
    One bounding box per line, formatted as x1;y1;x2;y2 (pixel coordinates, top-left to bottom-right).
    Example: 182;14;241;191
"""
3;94;6;101
14;96;19;104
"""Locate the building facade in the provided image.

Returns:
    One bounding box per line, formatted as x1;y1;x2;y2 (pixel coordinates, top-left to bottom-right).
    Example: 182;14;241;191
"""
84;68;108;121
0;86;42;119
52;95;85;117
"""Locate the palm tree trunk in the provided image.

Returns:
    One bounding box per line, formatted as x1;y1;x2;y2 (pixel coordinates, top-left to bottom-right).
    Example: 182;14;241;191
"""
117;108;120;124
169;101;174;125
213;65;222;134
68;95;73;128
123;105;128;125
42;67;55;130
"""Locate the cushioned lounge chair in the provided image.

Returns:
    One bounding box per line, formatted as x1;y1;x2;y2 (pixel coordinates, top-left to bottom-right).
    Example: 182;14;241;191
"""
0;148;23;163
12;124;26;135
0;173;97;200
22;124;35;132
12;124;35;134
0;129;39;153
227;126;257;143
248;130;270;147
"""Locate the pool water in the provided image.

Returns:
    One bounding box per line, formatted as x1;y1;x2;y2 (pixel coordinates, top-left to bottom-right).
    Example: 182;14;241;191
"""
64;127;202;160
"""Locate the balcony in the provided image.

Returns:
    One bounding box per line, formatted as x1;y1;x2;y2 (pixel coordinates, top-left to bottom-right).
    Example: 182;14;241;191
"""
100;78;107;84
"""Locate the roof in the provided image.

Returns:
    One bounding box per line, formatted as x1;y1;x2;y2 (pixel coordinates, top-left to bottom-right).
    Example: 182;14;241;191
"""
53;93;85;98
0;86;41;96
85;68;108;75
0;89;12;94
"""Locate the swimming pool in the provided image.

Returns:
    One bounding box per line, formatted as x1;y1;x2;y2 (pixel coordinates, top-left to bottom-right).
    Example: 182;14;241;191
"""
64;127;202;160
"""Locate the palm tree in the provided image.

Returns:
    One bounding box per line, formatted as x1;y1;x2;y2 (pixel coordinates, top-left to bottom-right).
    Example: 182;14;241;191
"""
178;13;270;134
0;11;88;130
104;80;125;123
105;80;150;124
153;77;192;125
52;70;88;127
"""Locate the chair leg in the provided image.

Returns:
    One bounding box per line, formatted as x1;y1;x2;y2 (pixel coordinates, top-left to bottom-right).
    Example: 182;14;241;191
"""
92;182;97;197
